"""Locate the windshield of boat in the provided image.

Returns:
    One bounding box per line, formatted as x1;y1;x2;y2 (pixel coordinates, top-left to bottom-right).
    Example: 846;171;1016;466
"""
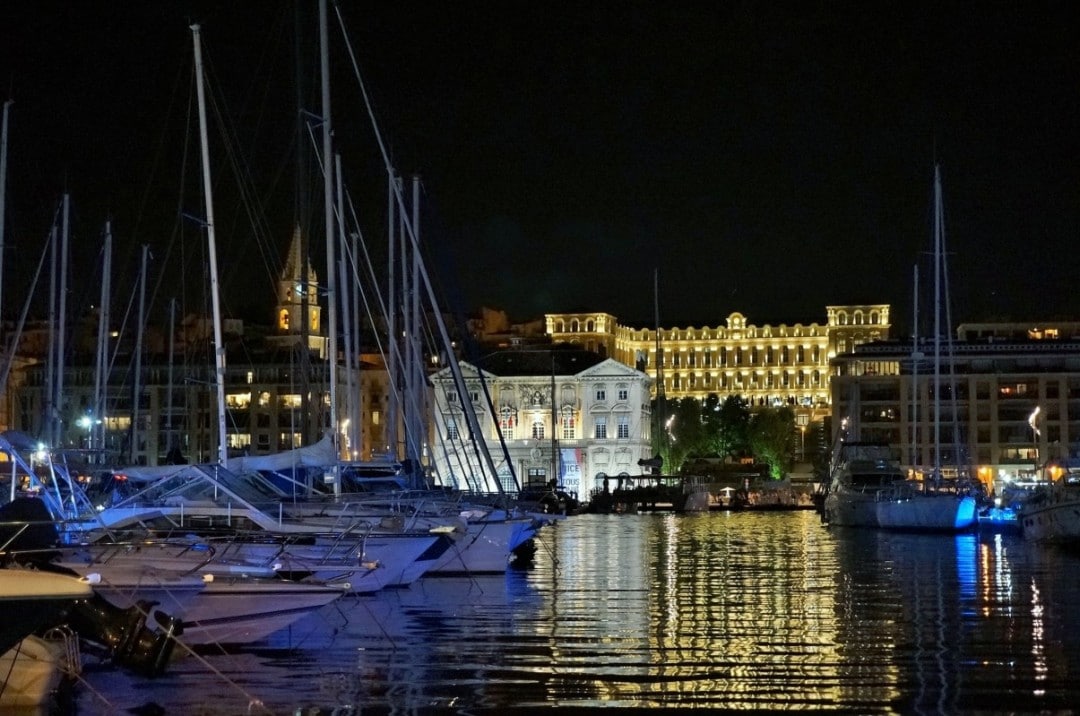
850;471;903;488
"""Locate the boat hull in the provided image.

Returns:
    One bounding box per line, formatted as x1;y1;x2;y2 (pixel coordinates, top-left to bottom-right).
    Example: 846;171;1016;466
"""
822;489;880;527
876;494;978;531
427;519;535;574
1021;491;1080;543
0;636;68;709
179;578;345;645
0;570;93;655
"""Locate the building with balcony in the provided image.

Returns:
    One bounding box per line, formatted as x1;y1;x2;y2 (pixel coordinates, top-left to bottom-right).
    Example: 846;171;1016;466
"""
428;347;653;500
830;321;1080;494
545;305;890;432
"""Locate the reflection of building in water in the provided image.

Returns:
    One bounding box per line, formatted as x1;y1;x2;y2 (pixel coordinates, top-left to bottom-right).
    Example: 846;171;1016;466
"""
543;513;884;706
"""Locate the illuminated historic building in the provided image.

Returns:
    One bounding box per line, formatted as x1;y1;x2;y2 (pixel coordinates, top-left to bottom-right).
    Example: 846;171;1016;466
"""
544;306;891;430
267;225;326;358
830;321;1080;494
4;228;348;466
429;348;653;499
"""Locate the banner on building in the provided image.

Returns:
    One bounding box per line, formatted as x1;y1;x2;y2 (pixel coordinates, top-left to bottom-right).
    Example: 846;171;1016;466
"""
559;448;583;496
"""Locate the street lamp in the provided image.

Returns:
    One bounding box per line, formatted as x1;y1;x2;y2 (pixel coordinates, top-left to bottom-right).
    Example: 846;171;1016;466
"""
77;415;92;450
1028;406;1041;478
796;413;809;461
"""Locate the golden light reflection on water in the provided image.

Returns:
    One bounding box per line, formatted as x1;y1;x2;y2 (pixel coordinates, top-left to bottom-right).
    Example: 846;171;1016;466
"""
525;512;1078;712
529;511;908;709
80;512;1080;713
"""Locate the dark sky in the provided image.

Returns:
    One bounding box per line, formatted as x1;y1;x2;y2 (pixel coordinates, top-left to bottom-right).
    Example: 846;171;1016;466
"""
1;2;1078;336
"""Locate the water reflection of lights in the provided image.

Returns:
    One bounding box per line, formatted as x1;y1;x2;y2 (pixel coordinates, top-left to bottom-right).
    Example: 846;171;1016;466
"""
1031;580;1046;694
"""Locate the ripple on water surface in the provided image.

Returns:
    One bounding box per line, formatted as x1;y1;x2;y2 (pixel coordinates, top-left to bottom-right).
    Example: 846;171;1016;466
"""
77;511;1080;713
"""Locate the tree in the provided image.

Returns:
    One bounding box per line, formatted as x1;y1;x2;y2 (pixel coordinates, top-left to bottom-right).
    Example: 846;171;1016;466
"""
701;394;750;459
747;406;797;479
653;396;704;475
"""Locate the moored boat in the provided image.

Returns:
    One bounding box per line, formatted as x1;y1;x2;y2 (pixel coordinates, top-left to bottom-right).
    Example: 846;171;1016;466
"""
821;442;905;527
1019;476;1080;543
875;480;977;532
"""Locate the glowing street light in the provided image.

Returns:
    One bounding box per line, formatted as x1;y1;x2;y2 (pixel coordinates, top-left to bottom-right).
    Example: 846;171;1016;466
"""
796;413;809;461
1029;406;1041;474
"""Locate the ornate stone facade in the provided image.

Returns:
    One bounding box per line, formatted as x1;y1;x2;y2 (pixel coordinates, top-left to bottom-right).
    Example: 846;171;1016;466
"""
428;350;653;500
545;305;891;419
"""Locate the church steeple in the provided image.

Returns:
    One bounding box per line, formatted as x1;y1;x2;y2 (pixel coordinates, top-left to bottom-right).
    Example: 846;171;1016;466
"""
276;225;321;336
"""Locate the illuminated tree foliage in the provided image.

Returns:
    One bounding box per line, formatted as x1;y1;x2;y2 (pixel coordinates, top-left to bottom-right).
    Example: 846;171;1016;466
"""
652;396;798;477
747;406;797;479
701;394;750;459
654;396;706;475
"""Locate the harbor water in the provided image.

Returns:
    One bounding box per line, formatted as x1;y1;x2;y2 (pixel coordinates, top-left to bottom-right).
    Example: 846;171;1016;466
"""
74;511;1080;714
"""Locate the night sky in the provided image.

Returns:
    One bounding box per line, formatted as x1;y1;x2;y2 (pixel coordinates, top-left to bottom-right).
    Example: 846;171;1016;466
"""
1;2;1077;337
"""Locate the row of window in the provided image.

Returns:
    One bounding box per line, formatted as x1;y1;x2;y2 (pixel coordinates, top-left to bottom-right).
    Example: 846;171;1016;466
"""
849;380;1080;402
665;371;824;390
447;414;635;441
647;345;825;368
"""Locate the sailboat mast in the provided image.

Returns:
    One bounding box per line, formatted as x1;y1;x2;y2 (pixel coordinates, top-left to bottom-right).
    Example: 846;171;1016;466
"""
45;215;57;445
653;268;665;472
94;224;112;456
190;23;228;465
334;153;356;458
56;194;70;447
910;264;919;467
386;173;398;457
0;100;11;332
166;297;176;457
131;245;149;463
551;352;558;486
408;174;424;472
932;164;943;478
318;0;340;492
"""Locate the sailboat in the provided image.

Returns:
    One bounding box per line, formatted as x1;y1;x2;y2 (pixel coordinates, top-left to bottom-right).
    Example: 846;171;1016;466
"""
874;165;977;531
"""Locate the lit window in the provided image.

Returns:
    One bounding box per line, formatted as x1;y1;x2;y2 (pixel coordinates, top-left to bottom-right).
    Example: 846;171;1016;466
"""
500;406;516;439
226;433;251;449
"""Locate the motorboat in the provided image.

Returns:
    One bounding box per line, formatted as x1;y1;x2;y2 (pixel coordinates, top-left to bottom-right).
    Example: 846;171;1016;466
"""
821;442;905;527
0;570;90;709
176;573;347;646
1020;475;1080;543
